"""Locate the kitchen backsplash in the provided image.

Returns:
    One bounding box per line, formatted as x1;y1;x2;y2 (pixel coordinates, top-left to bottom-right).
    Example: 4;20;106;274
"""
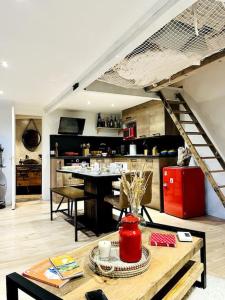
50;134;184;156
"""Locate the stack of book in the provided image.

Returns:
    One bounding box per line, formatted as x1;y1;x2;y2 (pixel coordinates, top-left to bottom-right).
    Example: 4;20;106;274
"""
23;254;83;288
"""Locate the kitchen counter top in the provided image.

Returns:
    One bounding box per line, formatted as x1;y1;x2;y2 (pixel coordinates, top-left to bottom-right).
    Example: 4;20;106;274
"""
124;154;160;158
57;168;121;178
50;155;176;159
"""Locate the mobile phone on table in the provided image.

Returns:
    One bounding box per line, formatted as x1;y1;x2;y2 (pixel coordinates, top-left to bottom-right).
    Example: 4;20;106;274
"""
85;289;108;300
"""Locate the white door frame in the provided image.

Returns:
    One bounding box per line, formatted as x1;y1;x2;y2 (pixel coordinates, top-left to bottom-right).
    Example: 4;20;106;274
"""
11;106;16;210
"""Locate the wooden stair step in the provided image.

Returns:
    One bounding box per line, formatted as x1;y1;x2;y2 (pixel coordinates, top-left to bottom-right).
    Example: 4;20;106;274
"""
173;110;191;114
193;144;213;147
166;100;186;104
180;121;198;124
186;132;205;135
201;156;220;159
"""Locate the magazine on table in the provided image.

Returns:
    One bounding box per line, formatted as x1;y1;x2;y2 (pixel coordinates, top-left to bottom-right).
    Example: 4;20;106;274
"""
49;254;83;280
23;259;69;288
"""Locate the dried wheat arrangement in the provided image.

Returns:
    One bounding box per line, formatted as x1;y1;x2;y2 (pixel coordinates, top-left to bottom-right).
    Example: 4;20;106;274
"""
120;165;151;210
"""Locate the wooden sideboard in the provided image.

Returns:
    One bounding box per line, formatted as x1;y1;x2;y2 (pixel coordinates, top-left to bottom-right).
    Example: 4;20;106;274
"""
16;165;41;192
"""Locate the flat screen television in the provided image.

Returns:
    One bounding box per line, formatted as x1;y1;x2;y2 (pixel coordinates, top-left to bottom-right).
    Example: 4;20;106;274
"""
58;117;85;135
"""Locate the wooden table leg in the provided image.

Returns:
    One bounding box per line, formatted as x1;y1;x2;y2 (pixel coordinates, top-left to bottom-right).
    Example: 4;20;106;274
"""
84;178;113;234
95;180;113;233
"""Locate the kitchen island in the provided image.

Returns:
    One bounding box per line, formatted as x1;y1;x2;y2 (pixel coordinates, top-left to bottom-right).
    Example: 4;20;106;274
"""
51;155;177;212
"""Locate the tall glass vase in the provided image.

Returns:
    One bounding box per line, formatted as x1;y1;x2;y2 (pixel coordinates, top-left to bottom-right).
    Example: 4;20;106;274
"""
130;205;146;227
131;205;139;217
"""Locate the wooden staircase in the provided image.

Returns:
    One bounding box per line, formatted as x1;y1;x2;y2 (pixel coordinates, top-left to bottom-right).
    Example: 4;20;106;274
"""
157;90;225;207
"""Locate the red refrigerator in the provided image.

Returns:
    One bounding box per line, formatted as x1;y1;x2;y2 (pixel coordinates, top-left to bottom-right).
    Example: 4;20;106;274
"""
163;166;205;218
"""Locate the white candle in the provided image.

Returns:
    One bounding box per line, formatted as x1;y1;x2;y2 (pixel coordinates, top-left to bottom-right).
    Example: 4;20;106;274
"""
98;241;111;261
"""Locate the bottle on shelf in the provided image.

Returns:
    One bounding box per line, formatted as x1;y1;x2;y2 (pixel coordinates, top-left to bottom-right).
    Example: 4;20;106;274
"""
55;142;59;157
101;118;105;127
106;117;110;128
114;116;118;128
118;118;122;129
152;146;158;156
109;115;114;128
97;113;102;127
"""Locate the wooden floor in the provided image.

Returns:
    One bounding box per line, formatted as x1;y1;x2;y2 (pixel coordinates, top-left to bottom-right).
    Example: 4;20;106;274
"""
16;194;42;202
0;200;225;299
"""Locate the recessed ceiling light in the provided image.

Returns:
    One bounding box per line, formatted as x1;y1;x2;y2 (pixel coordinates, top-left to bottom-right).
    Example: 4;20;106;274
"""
87;101;91;105
1;61;8;68
111;104;114;107
0;90;4;95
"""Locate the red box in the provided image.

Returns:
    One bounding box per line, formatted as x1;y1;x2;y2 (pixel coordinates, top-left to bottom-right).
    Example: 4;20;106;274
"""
150;233;176;247
163;166;205;218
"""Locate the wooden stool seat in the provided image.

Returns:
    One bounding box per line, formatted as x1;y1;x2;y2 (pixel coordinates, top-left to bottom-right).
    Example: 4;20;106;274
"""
104;194;128;223
105;195;122;209
51;186;90;200
104;171;153;223
50;186;95;241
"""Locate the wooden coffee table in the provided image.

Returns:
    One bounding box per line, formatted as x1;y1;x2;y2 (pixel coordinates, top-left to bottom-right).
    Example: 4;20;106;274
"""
6;223;206;300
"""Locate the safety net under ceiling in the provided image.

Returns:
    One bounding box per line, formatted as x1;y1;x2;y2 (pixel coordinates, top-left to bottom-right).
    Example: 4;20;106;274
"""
99;0;225;89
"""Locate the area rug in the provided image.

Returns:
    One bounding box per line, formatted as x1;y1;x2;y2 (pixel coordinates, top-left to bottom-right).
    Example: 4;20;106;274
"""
187;275;225;300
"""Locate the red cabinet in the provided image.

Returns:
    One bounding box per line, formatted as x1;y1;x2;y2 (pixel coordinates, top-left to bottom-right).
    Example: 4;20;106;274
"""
163;166;205;218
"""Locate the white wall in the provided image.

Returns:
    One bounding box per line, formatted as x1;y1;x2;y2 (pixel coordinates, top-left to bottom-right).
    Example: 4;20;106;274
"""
0;101;14;206
182;59;225;219
42;109;120;200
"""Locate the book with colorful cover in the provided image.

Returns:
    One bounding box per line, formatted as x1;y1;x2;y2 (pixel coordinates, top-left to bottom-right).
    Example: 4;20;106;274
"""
22;259;69;288
49;254;83;280
150;232;176;247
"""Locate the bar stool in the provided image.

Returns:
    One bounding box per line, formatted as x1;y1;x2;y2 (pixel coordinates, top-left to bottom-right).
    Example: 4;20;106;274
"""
50;186;96;241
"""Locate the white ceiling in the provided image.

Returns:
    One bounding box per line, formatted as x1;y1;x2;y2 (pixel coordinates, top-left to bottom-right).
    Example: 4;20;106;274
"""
0;0;196;114
0;0;158;107
58;90;159;113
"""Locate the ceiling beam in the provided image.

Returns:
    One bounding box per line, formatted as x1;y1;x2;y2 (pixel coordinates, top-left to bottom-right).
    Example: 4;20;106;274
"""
144;48;225;92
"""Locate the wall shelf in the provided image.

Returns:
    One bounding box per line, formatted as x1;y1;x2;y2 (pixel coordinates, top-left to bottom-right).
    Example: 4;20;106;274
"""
96;127;122;135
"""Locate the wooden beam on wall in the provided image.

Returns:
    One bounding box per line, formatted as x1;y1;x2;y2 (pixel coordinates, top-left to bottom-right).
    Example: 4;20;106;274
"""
144;48;225;92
